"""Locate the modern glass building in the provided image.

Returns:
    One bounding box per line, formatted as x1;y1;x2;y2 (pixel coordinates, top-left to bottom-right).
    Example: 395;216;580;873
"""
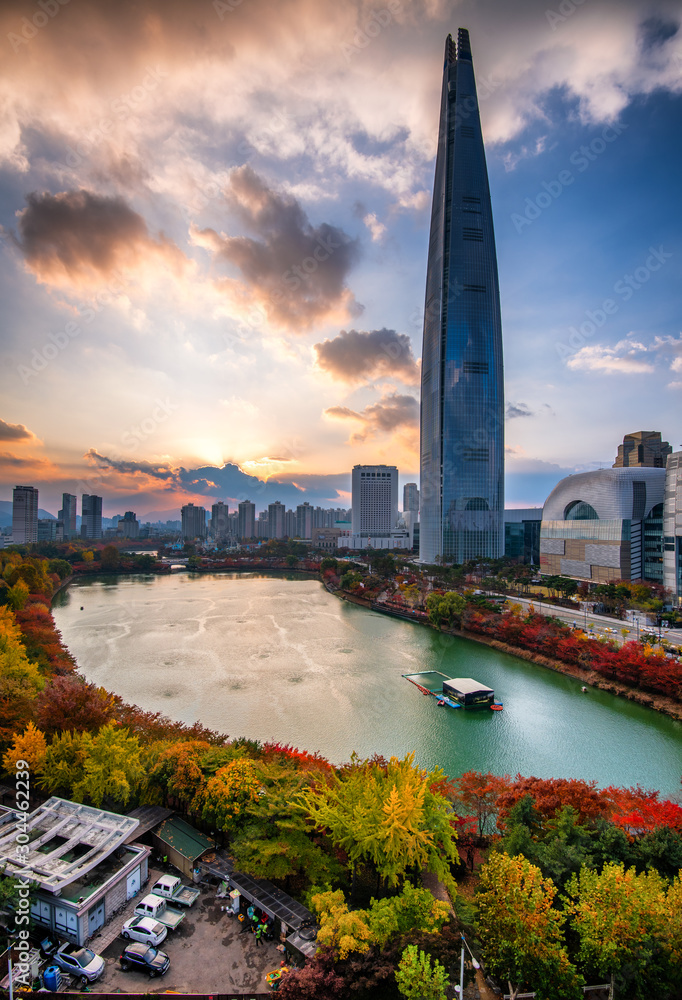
419;29;504;565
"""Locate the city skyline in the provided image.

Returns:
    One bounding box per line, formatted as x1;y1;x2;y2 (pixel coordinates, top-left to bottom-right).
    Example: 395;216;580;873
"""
1;0;681;517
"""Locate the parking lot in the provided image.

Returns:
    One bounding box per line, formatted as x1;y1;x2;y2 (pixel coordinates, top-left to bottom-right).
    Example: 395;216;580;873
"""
95;885;283;994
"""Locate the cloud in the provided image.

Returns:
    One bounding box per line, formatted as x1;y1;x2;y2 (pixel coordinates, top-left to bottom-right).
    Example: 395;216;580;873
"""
84;451;350;507
363;212;386;242
567;332;682;378
314;328;419;384
0;418;37;443
194;166;361;332
14;190;185;290
506;402;534;419
325;391;418;443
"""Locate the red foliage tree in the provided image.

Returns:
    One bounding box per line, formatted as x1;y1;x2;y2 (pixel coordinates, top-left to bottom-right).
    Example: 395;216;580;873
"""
496;775;611;826
34;676;116;736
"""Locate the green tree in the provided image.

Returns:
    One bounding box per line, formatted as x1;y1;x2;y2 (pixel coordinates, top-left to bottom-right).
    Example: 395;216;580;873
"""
38;730;88;797
476;852;582;1000
564;862;668;999
396;944;449;1000
6;579;29;610
426;591;465;629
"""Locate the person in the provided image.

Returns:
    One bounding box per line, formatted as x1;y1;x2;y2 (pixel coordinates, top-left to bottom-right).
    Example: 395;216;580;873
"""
254;922;264;946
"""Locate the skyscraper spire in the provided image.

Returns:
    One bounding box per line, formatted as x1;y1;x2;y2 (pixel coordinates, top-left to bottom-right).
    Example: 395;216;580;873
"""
419;30;504;565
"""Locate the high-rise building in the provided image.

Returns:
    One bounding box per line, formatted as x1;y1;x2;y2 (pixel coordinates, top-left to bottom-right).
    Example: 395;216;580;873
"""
663;452;682;603
181;503;207;539
238;500;255;540
419;29;504;565
58;493;77;540
613;431;672;469
403;483;420;514
117;511;140;539
211;502;230;542
268;501;286;539
295;502;313;539
81;494;103;540
351;465;399;535
12;485;39;544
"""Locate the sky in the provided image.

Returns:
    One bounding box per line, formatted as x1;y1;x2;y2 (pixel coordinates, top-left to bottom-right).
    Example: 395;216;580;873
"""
0;0;681;519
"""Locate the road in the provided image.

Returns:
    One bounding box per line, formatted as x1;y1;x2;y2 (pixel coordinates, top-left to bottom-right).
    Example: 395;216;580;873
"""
489;593;682;651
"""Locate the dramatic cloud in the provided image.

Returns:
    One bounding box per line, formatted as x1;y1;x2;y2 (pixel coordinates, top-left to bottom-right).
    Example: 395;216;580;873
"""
194;166;361;332
0;418;36;442
14;190;184;290
84;452;350;507
314;328;419;384
325;391;418;444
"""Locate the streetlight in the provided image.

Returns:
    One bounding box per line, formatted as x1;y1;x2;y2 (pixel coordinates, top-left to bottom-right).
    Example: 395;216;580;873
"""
454;934;480;996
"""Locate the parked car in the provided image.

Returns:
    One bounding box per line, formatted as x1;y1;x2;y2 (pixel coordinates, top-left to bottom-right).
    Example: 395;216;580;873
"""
54;942;105;984
119;941;171;978
121;914;168;946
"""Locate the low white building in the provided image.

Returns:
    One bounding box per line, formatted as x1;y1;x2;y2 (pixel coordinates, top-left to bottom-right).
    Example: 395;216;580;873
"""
0;798;149;946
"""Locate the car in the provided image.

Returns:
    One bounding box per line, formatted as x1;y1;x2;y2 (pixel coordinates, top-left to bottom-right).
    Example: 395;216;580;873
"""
54;942;105;984
119;941;171;978
121;914;168;947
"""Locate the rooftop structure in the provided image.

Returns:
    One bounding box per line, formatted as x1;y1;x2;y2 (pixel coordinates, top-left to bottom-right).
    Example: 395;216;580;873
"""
0;797;139;893
613;431;672;469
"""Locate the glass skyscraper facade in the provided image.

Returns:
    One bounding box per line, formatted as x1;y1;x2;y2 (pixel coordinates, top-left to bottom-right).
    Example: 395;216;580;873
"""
419;29;504;565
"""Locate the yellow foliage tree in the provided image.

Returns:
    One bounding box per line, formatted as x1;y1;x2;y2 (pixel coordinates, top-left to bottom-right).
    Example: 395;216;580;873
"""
2;722;48;774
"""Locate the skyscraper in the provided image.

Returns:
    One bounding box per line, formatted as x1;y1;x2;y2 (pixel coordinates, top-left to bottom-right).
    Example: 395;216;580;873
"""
58;493;77;540
268;501;286;539
613;431;672;469
80;494;103;540
12;485;38;544
419;29;504;565
238;500;255;540
403;483;420;514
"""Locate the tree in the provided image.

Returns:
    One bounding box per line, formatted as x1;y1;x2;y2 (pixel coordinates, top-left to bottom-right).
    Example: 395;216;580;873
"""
396;944;449;1000
312;883;449;960
0;606;45;742
2;722;48;774
300;753;459;894
451;770;511;837
564;862;668;999
476;852;582;1000
69;724;144;807
6;580;29;610
197;757;262;834
34;676;116;736
426;591;466;629
38;730;88;797
100;545;120;571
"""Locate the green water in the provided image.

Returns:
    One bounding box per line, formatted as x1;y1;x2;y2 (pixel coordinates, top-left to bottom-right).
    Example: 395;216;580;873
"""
51;572;682;795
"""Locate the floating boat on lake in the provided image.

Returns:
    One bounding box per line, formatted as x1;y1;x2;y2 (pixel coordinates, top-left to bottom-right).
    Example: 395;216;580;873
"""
402;672;502;711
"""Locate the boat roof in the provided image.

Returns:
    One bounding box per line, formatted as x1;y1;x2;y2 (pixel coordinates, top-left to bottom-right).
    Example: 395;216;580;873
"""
444;677;494;694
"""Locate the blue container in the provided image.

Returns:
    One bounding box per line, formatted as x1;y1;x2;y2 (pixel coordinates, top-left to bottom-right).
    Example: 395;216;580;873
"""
43;965;61;991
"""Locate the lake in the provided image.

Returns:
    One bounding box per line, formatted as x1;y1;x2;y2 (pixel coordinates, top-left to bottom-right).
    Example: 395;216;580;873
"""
51;572;682;795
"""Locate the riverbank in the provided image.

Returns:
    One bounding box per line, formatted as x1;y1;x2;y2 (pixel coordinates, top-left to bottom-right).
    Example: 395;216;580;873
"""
330;583;682;723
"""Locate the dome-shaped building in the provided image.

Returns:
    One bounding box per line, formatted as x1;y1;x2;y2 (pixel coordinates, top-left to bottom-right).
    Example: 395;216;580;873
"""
540;467;665;584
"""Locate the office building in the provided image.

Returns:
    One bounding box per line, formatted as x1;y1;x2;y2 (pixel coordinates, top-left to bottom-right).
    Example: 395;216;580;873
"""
403;483;419;514
81;494;103;540
37;518;58;542
268;501;286;539
181;503;207;540
504;508;542;565
540;468;665;583
351;465;399;536
419;29;504;565
613;431;671;469
12;485;39;544
238;500;255;540
117;511;140;540
211;502;230;542
663;452;682;603
58;493;77;540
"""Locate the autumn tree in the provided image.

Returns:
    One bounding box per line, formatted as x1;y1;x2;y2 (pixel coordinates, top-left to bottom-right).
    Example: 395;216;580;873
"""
451;770;511;837
300;753;459;895
476;852;582;1000
396;944;449;1000
0;606;45;742
38;730;89;797
564;862;668;999
34;676;116;736
2;722;48;774
196;756;263;834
